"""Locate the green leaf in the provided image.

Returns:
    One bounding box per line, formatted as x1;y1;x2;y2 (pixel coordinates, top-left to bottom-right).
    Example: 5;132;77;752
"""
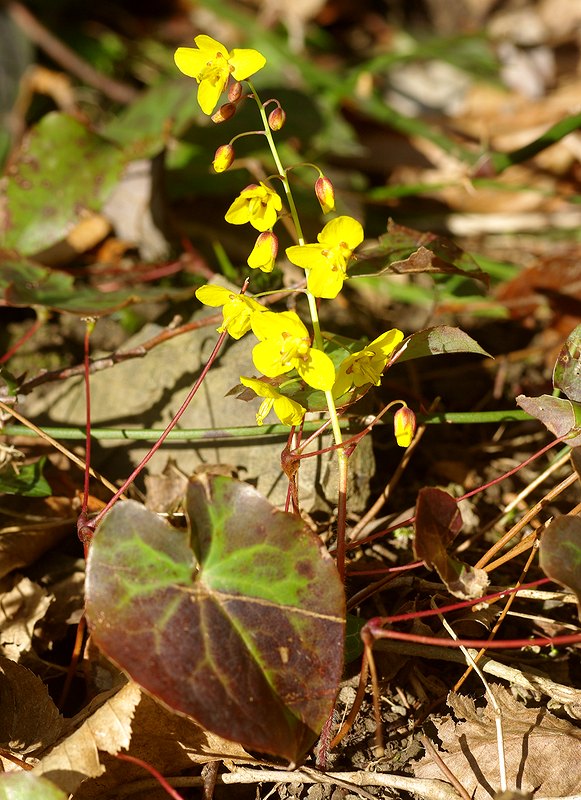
85;475;345;764
0;773;67;800
102;79;201;157
553;324;581;402
397;326;491;362
516;394;581;447
539;514;581;620
0;113;126;255
0;255;197;314
0;457;52;497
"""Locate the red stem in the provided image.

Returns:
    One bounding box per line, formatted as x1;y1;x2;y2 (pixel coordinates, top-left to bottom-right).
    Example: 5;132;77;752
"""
0;313;44;364
91;330;229;530
115;754;185;800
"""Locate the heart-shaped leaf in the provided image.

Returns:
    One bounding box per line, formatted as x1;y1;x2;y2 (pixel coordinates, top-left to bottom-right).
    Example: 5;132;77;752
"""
539;514;581;620
85;475;345;764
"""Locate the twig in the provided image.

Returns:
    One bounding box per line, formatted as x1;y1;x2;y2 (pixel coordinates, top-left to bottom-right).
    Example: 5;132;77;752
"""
7;1;138;103
118;766;461;800
420;734;471;800
0;399;122;497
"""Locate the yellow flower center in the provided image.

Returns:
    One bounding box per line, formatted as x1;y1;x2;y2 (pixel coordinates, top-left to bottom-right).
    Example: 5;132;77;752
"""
279;334;310;365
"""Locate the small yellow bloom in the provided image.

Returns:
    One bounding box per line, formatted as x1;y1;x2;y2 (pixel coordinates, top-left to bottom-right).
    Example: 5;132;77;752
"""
251;310;335;391
285;215;364;299
195;284;263;339
225;182;282;232
174;35;266;116
248;232;278;272
240;376;305;426
394;405;416;448
333;329;404;398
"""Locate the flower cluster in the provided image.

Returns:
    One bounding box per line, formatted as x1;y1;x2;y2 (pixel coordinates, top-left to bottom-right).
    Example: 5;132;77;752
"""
178;35;412;444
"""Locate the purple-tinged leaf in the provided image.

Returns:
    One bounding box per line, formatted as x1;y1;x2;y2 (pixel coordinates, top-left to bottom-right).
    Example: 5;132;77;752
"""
85;475;345;764
396;326;491;363
516;394;581;447
539;515;581;620
414;488;489;599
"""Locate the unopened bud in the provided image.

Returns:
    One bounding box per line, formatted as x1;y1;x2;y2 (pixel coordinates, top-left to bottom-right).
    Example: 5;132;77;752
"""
211;102;237;124
228;81;243;103
247;231;279;273
393;406;416;448
213;144;235;173
315;175;335;214
268;106;286;131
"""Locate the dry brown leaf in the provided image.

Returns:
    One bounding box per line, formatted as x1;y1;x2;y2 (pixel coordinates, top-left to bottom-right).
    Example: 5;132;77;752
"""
0;656;63;759
32;682;142;795
73;690;254;800
0;496;75;579
414;685;581;798
0;574;52;661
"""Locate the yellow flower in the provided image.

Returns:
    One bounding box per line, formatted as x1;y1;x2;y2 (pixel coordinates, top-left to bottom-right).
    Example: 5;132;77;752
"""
195;284;263;339
285;215;364;299
174;35;266;116
240;376;305;426
394;405;416;448
333;329;404;398
247;232;278;272
251;310;335;391
225;183;282;232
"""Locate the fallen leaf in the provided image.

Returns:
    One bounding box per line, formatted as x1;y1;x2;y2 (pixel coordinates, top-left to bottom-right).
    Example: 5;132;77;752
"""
0;656;63;757
0;575;52;661
414;685;581;798
539;514;581;619
32;682;142;795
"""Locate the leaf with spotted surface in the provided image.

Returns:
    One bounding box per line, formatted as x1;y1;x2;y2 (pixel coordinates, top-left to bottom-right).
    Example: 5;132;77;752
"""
85;474;345;764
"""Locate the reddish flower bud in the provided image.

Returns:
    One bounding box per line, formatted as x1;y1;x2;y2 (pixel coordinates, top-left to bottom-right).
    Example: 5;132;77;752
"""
228;81;243;103
268;106;286;131
315;175;335;214
211;102;237;124
394;406;416;448
212;144;235;173
247;231;279;272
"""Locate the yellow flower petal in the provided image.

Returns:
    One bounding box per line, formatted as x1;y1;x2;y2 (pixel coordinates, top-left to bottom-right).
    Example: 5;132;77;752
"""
198;75;227;116
194;35;229;58
195;285;233;306
319;215;364;250
174;47;209;79
248;232;278;272
252;340;293;377
251;310;308;342
285;243;328;271
229;48;266;80
369;329;404;358
307;264;345;299
273;395;305;426
296;348;335;391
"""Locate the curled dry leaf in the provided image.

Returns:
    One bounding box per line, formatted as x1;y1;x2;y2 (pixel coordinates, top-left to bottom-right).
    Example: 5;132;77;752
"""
0;575;52;662
414;685;581;799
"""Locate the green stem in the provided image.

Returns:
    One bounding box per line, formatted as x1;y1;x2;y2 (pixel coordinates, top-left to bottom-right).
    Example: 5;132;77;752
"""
248;79;347;577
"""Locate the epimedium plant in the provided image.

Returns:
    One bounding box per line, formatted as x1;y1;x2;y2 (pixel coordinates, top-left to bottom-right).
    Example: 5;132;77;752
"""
81;33;493;765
